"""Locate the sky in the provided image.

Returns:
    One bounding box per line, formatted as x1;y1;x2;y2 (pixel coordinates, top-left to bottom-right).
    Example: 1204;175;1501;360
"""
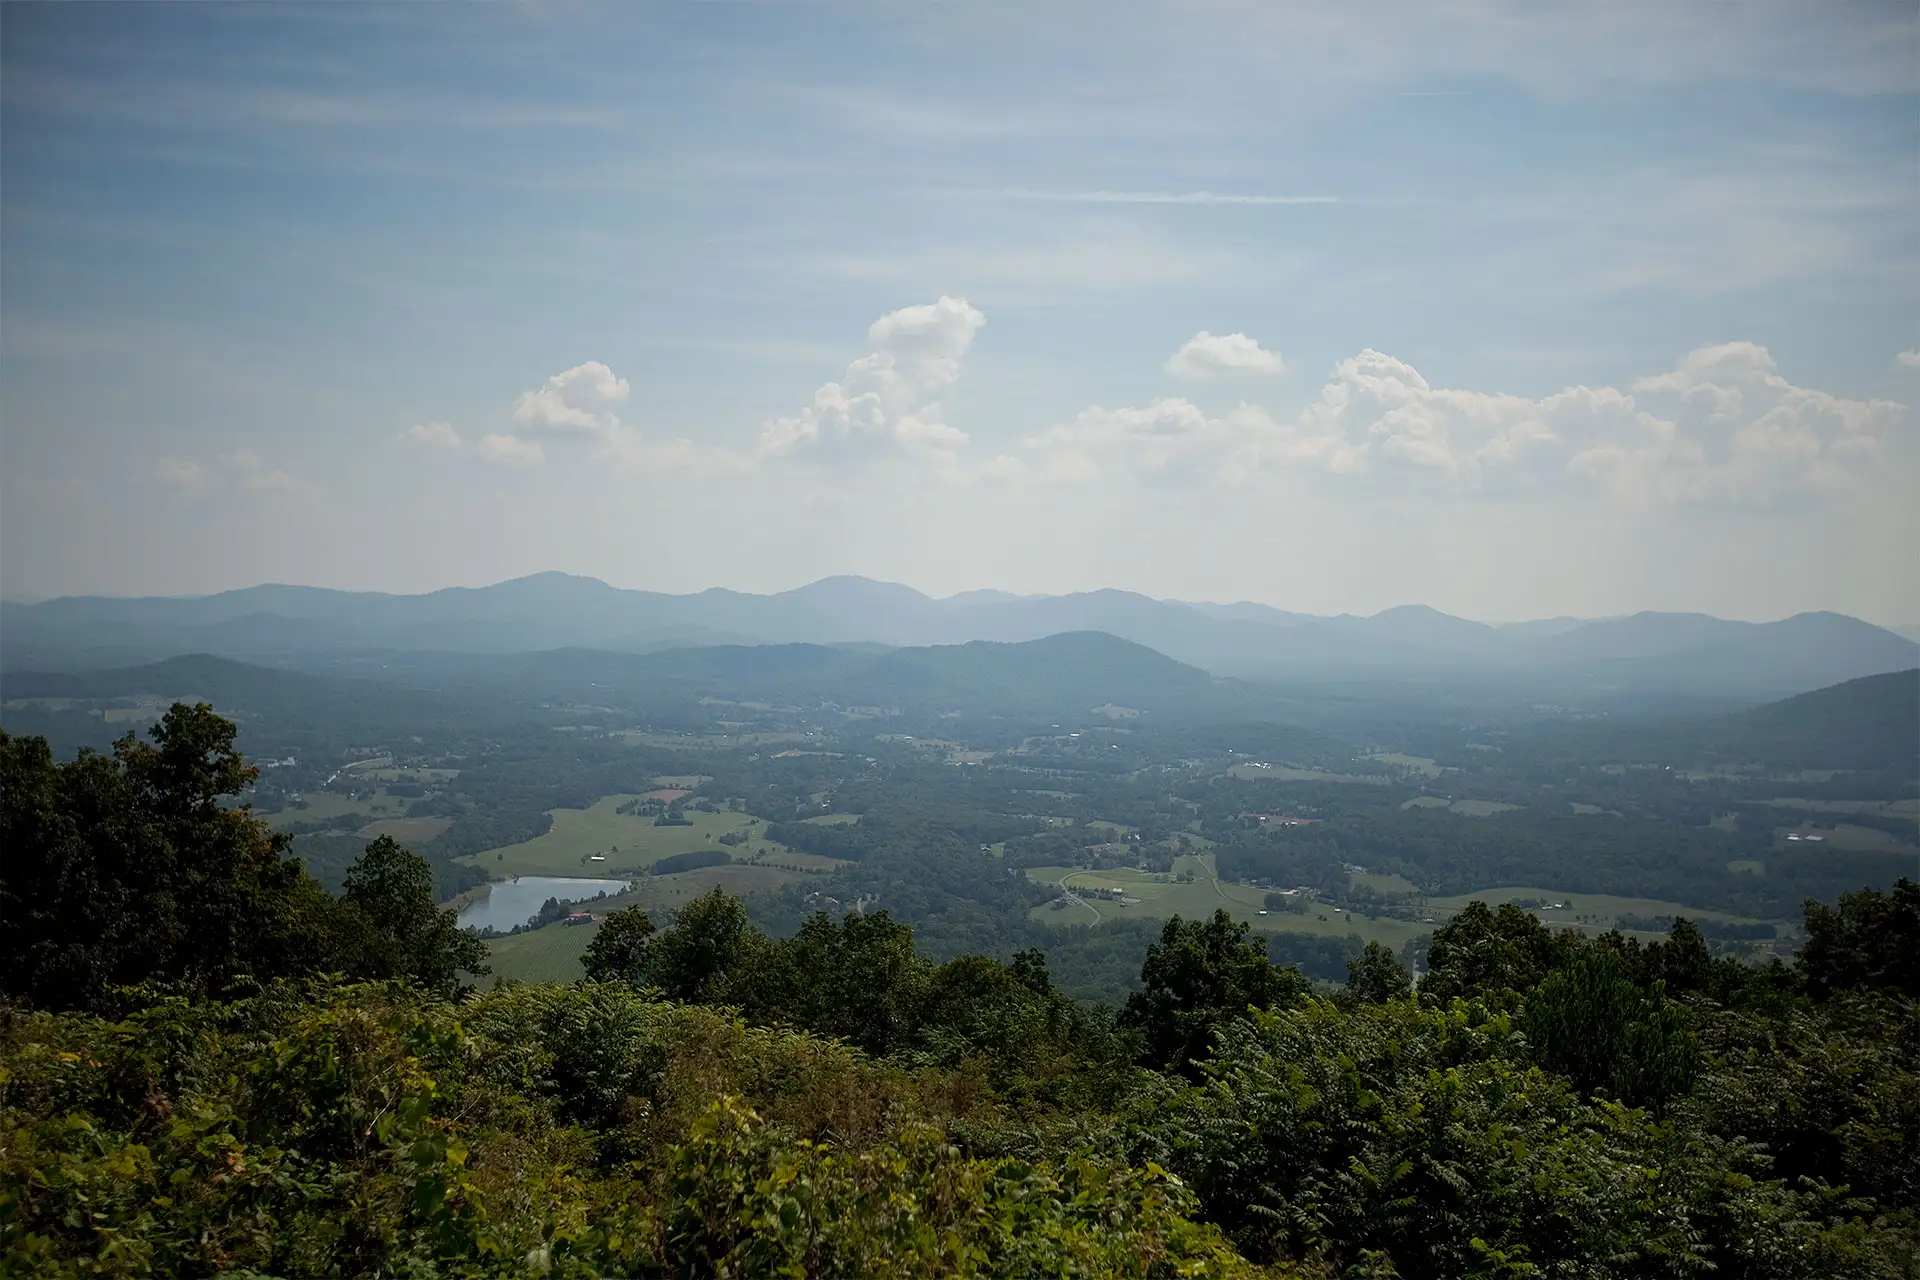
2;2;1916;624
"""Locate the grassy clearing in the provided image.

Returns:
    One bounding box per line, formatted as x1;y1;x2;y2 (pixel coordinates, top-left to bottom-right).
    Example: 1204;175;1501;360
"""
1399;797;1520;817
1228;764;1388;785
1570;803;1622;816
484;921;599;986
1427;885;1767;930
258;792;407;827
1449;799;1520;817
483;864;814;986
356;817;453;844
617;730;811;749
1776;823;1915;852
1370;753;1445;777
363;767;460;784
1023;861;1426;949
1351;870;1420;897
801;813;862;826
464;796;786;878
652;775;712;789
1086;820;1133;835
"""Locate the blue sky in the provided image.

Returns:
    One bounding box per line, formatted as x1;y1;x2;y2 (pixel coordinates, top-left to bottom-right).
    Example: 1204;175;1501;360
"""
2;1;1915;622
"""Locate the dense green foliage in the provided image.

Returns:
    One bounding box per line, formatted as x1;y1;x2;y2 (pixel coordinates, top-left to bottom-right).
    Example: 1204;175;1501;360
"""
5;701;1917;1276
0;707;485;1011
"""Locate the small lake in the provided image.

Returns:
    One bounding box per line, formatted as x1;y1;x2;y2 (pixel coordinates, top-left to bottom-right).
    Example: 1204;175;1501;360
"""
457;876;630;933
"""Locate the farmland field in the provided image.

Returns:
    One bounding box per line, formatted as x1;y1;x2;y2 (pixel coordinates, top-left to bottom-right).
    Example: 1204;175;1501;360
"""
1400;796;1520;816
356;816;453;844
1228;763;1387;785
462;795;786;878
1350;870;1420;896
1370;753;1445;777
258;791;400;827
801;813;861;826
484;919;599;985
1424;885;1766;933
481;863;811;985
1775;822;1916;852
1024;860;1427;949
1449;799;1520;817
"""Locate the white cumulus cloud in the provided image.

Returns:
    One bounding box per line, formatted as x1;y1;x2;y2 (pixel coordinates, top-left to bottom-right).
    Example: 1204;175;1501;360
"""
398;421;463;451
759;296;985;461
476;433;545;467
1010;342;1901;507
513;361;631;434
1898;348;1920;368
152;458;207;491
1165;331;1284;379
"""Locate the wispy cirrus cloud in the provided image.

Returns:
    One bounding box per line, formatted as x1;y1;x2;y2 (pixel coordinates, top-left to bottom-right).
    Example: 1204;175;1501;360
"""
994;189;1341;206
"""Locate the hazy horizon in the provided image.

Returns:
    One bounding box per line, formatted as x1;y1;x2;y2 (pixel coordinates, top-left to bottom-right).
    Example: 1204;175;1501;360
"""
6;567;1917;631
3;3;1916;624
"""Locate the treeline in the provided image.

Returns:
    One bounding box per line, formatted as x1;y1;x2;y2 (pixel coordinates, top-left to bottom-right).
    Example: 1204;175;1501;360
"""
1217;803;1911;919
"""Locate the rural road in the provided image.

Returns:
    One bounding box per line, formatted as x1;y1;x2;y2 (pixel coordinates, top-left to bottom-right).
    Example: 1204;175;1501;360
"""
1059;871;1103;924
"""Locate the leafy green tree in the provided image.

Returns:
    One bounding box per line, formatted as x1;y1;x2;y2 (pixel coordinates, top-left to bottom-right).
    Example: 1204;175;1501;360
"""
0;705;344;1010
1120;910;1310;1074
1420;900;1580;1006
341;835;488;997
1799;878;1920;998
582;906;657;983
763;909;928;1055
638;887;768;1004
1345;940;1411;1003
1526;946;1700;1114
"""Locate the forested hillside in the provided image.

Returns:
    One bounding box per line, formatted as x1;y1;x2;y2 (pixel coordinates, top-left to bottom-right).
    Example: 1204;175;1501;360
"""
3;705;1917;1276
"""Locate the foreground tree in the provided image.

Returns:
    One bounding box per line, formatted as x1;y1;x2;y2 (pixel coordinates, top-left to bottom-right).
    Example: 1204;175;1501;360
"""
1345;940;1412;1003
1420;899;1581;1006
635;887;769;1004
1799;878;1920;998
582;905;658;983
341;835;488;997
1121;910;1309;1074
0;705;345;1010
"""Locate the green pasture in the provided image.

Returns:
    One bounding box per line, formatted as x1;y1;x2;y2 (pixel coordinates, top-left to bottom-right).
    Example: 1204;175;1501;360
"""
1350;870;1420;897
1228;763;1388;785
1425;885;1770;930
484;920;599;985
356;816;453;844
1400;796;1519;817
1370;753;1445;777
362;767;460;784
464;795;786;878
802;813;861;826
259;791;409;827
1775;822;1915;852
1024;861;1426;949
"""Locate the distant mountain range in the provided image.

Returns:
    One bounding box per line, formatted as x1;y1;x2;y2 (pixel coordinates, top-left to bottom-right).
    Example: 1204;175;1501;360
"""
4;573;1915;698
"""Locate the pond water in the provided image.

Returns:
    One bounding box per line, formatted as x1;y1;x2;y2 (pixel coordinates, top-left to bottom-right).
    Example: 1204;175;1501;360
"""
457;876;630;933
